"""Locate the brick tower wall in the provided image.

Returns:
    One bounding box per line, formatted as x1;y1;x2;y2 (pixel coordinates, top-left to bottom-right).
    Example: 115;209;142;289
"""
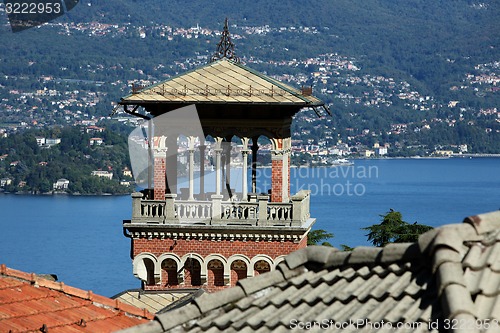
133;237;307;292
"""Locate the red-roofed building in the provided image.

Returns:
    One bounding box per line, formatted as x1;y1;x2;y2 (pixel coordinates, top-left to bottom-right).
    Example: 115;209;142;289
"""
89;137;104;146
85;125;105;134
0;264;154;333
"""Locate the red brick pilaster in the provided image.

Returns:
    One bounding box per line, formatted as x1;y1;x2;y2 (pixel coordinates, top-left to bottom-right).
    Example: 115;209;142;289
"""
154;157;166;200
271;158;283;202
271;138;290;202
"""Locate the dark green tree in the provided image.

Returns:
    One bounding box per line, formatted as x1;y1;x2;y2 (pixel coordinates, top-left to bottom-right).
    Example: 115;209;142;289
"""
340;244;354;251
307;229;334;247
363;209;433;247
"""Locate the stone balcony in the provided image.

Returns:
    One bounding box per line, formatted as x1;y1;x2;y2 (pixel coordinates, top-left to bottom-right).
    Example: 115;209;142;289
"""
129;189;312;228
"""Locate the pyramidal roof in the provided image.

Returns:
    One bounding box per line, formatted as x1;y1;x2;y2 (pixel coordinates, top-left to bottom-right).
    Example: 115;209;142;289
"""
120;58;324;106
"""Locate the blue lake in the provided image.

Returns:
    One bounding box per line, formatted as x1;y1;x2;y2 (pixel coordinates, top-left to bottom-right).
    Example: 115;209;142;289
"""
0;158;499;297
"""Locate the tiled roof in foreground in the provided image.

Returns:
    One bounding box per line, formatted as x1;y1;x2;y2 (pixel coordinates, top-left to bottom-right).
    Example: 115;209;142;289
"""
0;265;154;333
119;210;500;333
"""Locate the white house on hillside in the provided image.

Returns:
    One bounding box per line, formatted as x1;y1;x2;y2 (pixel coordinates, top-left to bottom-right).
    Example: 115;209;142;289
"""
53;178;70;190
91;170;113;180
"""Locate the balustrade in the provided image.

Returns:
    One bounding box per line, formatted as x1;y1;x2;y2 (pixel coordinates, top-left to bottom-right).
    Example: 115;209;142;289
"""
221;202;258;221
268;203;292;221
175;201;212;221
130;190;311;226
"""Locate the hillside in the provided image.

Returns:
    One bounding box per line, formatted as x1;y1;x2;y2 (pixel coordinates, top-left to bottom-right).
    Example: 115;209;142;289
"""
0;0;498;153
2;0;497;93
0;125;134;194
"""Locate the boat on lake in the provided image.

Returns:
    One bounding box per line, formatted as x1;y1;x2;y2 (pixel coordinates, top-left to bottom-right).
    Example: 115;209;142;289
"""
330;158;354;166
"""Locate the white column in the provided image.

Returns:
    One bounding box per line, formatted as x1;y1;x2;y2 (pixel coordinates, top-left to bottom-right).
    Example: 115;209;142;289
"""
284;154;289;200
199;144;206;199
251;138;258;193
147;122;154;192
282;137;291;202
165;136;178;194
222;142;232;197
214;137;223;196
241;137;250;201
188;136;196;201
241;150;249;201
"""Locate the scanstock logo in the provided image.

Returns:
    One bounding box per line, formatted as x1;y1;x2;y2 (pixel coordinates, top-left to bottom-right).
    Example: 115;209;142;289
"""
3;0;79;32
128;105;243;223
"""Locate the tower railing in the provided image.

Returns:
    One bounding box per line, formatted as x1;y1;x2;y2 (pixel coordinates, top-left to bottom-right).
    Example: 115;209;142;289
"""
130;190;311;227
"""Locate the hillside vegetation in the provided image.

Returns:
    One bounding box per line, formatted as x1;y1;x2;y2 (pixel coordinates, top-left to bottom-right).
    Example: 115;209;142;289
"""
0;0;498;154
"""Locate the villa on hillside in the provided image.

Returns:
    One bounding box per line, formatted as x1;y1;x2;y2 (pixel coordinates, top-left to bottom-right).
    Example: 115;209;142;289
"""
91;170;113;179
53;178;70;190
35;137;61;148
0;178;12;187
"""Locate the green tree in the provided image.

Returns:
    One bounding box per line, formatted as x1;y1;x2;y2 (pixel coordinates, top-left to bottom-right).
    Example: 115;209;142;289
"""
307;229;334;247
363;209;433;247
340;244;354;251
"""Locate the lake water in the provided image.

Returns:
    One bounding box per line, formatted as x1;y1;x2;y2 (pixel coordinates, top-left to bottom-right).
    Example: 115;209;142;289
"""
0;158;499;297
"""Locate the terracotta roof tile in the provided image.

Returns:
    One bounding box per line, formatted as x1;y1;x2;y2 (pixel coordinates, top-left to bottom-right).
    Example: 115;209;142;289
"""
0;265;153;333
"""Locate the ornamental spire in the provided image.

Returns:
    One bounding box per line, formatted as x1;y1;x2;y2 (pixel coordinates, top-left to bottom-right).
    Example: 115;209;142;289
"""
210;18;240;63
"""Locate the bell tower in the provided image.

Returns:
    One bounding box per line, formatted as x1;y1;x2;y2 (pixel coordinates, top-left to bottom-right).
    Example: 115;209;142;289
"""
119;20;327;292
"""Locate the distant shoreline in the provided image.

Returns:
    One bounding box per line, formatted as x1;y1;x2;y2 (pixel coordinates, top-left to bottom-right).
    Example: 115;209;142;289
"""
0;191;131;196
349;154;500;160
303;154;500;167
2;156;498;196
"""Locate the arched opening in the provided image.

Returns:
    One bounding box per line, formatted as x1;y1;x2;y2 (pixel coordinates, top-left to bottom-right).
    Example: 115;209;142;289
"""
274;255;286;269
220;135;243;201
254;260;271;276
198;135;216;200
161;258;179;287
231;259;247;284
143;258;156;286
176;135;189;199
249;135;272;196
133;253;159;287
184;258;202;287
207;259;225;288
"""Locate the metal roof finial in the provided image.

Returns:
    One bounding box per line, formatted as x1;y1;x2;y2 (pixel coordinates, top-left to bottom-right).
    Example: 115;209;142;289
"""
210;18;239;63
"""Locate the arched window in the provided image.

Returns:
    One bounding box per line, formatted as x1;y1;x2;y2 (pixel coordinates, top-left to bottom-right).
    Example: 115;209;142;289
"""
143;258;156;286
185;258;202;287
133;253;158;287
254;260;271;276
207;259;225;287
249;135;272;195
231;259;247;283
161;258;178;287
